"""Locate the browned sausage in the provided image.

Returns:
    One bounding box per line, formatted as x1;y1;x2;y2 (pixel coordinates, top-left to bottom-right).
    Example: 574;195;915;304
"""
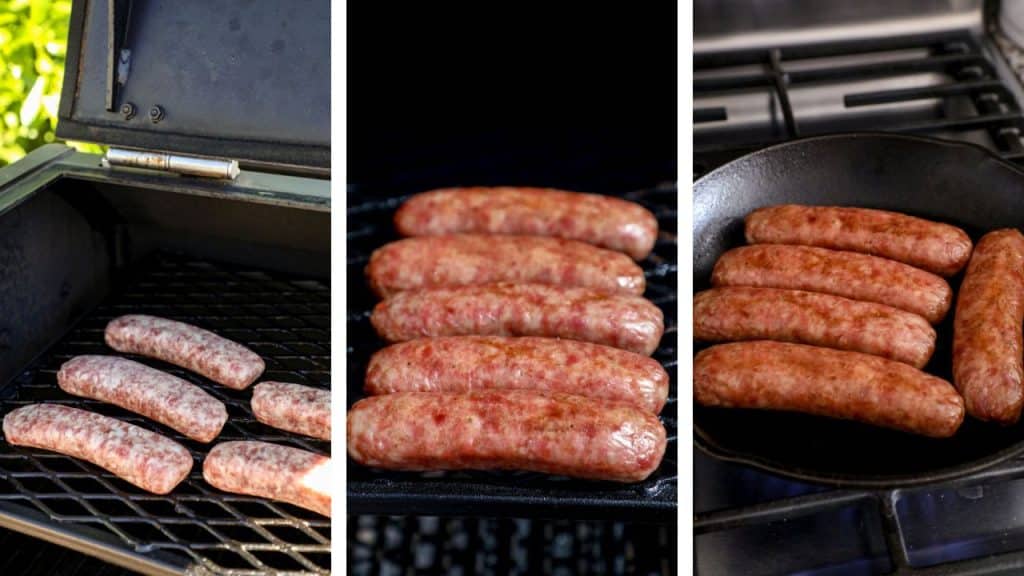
365;336;669;413
745;205;972;276
346;390;667;482
694;287;936;368
711;244;953;324
394;187;659;260
366;234;646;297
370;283;664;355
953;229;1024;424
694;341;964;438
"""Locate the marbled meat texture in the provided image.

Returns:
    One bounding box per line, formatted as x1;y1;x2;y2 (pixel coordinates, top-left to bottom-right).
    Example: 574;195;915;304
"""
394;186;659;260
203;441;331;517
105;315;265;390
251;382;330;440
366;234;646;297
365;336;670;414
3;404;193;494
58;355;228;443
347;390;668;482
370;283;664;356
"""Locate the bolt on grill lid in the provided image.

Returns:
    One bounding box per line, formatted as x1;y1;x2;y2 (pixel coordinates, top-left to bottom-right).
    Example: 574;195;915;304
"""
56;0;330;176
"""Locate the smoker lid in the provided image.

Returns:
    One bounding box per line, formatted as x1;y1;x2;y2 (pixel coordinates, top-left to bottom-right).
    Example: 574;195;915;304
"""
56;0;329;174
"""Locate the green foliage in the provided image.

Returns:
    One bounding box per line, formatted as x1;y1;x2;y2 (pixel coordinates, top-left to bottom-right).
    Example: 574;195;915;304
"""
0;0;102;166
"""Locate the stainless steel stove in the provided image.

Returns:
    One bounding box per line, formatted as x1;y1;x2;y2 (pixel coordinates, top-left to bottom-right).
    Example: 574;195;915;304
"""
693;1;1024;574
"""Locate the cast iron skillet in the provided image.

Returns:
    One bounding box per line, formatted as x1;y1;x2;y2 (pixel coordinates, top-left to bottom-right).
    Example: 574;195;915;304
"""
694;132;1024;488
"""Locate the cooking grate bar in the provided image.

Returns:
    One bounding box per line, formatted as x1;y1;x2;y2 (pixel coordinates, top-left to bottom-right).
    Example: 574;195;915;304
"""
844;80;1008;107
695;107;728;123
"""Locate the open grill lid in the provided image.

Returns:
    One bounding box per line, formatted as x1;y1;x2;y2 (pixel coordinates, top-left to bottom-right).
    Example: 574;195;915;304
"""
56;0;329;175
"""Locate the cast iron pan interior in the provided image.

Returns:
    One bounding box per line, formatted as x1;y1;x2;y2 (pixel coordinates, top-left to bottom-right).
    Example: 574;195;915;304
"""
694;132;1024;487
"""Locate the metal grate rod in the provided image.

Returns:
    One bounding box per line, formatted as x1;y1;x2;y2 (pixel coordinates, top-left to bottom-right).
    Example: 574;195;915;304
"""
844;80;1007;107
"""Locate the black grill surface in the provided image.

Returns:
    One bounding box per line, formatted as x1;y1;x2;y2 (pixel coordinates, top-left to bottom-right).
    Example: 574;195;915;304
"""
346;185;678;520
348;516;676;576
0;257;330;575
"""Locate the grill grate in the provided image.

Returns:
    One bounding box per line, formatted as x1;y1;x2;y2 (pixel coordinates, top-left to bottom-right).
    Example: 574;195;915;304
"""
0;257;330;575
347;516;676;576
346;184;678;520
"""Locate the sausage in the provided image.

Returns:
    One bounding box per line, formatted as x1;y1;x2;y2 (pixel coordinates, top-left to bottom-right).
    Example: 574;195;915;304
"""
711;244;953;324
745;205;972;276
694;287;936;368
365;336;669;413
366;234;646;298
370;283;664;355
251;382;330;440
58;355;228;443
105;315;265;390
953;229;1024;424
3;404;193;494
394;187;659;260
694;341;964;438
203;441;331;517
346;390;667;482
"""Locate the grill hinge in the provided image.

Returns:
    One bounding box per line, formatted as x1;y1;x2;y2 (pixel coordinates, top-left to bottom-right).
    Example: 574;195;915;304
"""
102;148;240;180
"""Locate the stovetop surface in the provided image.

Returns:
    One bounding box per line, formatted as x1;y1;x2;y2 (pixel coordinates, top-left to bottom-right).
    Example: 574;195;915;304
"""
694;24;1024;576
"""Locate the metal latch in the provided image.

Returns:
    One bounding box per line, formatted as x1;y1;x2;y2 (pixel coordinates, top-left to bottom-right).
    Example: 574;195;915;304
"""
103;148;240;180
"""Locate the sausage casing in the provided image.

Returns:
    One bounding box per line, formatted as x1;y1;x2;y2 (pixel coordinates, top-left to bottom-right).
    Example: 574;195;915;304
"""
365;336;669;413
58;355;228;443
394;187;659;260
347;390;667;482
370;283;664;355
3;404;193;494
366;234;646;297
745;204;972;276
203;441;331;517
953;229;1024;424
105;315;264;390
694;287;936;368
711;244;953;324
251;382;330;440
694;341;964;438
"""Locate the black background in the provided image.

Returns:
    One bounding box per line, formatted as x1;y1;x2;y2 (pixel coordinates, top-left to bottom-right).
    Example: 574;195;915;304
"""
346;3;677;195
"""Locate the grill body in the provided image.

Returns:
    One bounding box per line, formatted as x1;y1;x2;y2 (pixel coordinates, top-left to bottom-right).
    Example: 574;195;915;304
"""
0;144;330;575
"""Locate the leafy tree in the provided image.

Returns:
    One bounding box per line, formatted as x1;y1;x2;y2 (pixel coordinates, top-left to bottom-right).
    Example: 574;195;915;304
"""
0;0;102;166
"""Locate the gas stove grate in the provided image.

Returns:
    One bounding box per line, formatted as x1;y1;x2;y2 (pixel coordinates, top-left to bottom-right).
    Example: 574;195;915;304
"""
695;454;1024;575
346;185;678;521
348;516;676;576
0;257;330;575
694;32;1024;177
